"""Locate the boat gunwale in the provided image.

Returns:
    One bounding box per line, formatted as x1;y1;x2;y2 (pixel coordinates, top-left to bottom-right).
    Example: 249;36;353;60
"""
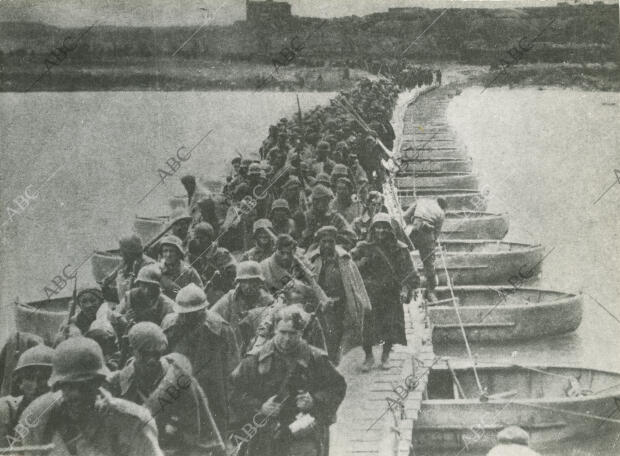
429;286;581;311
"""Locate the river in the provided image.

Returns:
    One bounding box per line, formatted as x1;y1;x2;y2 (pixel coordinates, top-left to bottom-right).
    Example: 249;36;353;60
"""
1;87;619;454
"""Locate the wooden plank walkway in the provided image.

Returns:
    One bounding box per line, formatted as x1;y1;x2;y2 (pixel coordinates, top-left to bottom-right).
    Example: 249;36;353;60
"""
330;86;438;456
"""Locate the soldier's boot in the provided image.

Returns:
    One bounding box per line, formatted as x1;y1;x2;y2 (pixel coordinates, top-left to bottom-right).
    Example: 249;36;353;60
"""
361;352;374;372
380;345;392;370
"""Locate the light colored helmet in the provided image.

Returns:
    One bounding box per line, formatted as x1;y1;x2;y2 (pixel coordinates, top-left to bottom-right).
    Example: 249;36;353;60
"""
236;261;265;282
174;283;209;314
49;337;110;387
14;345;55;376
159;235;185;257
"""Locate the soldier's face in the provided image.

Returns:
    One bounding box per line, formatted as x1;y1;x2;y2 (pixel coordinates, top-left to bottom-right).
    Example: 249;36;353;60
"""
162;245;181;266
19;367;50;401
275;245;295;269
79;293;102;320
60;380;102;420
134;349;163;379
239;279;261;297
172;221;189;240
373;224;391;241
313;197;330;214
256;231;271;247
319;237;336;257
274;320;302;353
336;182;350;200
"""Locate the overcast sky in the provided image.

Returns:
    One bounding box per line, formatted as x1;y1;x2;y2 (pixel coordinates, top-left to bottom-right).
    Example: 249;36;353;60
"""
0;0;615;27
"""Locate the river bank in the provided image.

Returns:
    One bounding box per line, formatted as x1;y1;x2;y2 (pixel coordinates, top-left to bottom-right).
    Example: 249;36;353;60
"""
2;60;619;93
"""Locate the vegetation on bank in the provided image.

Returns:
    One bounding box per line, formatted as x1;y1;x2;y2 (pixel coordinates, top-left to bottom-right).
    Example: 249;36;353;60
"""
0;3;617;92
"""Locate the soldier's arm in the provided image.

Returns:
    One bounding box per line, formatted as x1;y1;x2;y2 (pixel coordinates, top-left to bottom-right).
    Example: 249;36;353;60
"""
229;357;264;425
223;325;241;376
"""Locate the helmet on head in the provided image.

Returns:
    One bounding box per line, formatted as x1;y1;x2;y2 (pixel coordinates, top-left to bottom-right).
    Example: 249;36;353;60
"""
159;235;185;257
270;199;291;217
119;234;143;255
135;264;162;287
236;261;265;282
128;322;168;352
49;337;110;387
14;345;55;376
174;283;209;314
311;184;334;201
253;219;273;235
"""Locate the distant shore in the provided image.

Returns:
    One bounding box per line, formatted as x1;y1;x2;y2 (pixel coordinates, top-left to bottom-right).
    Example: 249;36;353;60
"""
1;60;618;93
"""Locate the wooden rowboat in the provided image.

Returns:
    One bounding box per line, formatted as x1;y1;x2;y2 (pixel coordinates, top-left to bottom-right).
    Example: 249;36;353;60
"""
14;297;70;345
133;215;169;244
414;362;620;451
399;157;473;173
395;172;479;190
91;249;122;283
398;190;488;211
440;211;509;240
412;240;546;285
428;286;583;343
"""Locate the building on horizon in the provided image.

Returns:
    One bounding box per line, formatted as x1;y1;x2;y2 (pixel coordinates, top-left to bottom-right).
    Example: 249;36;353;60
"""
246;0;292;25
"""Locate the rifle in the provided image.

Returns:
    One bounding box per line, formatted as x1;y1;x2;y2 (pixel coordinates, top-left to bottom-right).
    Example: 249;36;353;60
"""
64;275;79;337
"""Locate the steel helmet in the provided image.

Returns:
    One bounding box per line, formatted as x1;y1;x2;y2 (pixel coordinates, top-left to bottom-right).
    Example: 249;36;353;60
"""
135;264;162;287
236;261;265;282
159;235;185;257
331;164;348;178
14;345;55;376
248;163;263;176
253;218;273;235
49;337;110;387
174;283;209;314
119;234;143;255
270;199;291;217
311;184;334;201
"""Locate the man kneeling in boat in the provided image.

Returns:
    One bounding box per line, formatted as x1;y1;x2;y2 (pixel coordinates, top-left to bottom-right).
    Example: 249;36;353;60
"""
18;337;163;456
109;323;224;455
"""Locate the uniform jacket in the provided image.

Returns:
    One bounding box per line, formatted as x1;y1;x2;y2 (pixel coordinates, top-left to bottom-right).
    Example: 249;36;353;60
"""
160;261;203;300
211;287;274;355
20;390;162;456
162;311;240;433
108;354;224;453
307;246;371;354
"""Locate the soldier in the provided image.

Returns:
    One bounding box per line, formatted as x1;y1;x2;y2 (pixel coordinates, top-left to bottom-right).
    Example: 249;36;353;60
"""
113;264;175;330
163;284;240;435
109;323;225;455
187;222;218;284
101;234;155;302
301;184;351;249
270;199;297;238
205;248;238;305
351;214;420;371
211;261;274;355
157;235;203;300
181;174;210;223
241;219;276;263
311;141;335;176
0;345;54;444
403;197;447;301
307;226;371;366
19;337;163;456
0;332;46;401
352;191;385;241
54;286;105;345
329;177;364;224
229;307;346;456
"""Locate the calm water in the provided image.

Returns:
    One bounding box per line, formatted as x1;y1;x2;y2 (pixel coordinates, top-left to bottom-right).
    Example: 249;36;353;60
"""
0;91;334;331
443;87;620;456
1;87;619;454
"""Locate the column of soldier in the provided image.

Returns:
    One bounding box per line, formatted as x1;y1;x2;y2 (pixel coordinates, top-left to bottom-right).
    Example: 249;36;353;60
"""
0;77;430;456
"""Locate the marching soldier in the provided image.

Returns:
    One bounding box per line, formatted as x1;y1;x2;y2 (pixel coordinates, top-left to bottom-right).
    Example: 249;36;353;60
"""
19;337;163;456
230;307;346;456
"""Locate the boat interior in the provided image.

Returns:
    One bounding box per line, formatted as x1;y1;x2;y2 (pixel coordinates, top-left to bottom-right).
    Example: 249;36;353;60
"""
445;211;496;219
425;364;620;401
431;287;572;308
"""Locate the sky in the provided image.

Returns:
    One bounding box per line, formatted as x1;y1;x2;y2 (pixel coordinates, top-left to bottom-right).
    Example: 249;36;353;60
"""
0;0;616;27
